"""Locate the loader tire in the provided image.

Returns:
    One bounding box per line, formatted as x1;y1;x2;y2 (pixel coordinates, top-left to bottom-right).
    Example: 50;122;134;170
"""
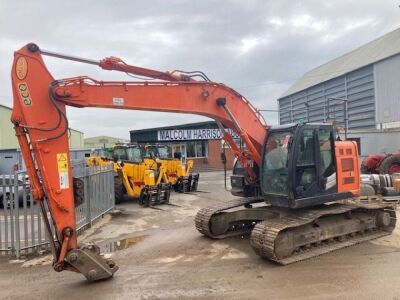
378;155;400;175
114;177;125;204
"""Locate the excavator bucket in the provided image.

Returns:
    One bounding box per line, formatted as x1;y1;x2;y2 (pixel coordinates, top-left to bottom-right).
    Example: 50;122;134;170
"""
65;244;118;281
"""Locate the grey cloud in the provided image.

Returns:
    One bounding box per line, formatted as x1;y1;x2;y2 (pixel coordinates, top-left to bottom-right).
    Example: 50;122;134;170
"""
0;0;399;138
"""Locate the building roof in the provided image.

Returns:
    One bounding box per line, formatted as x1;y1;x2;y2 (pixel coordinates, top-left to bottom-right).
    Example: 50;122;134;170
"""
281;27;400;98
130;121;216;134
84;135;129;142
1;103;84;134
69;128;84;134
0;104;12;110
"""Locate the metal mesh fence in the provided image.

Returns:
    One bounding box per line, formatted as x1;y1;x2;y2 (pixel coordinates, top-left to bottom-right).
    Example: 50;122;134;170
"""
0;161;114;258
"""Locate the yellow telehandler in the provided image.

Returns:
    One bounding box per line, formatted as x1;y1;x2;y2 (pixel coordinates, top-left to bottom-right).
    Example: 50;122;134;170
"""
142;144;199;193
86;144;171;206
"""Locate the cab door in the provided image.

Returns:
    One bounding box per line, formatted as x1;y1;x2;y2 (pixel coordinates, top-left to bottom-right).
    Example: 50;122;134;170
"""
292;125;337;199
292;127;318;198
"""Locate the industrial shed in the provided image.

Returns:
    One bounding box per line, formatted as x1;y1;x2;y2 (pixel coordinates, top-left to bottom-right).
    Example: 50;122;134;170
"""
278;28;400;156
0;104;85;173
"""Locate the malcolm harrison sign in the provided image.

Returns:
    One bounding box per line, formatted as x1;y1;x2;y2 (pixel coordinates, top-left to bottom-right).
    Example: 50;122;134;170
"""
157;128;239;141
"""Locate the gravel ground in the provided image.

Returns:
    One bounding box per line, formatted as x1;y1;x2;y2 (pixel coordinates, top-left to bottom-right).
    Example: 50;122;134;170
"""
0;171;399;300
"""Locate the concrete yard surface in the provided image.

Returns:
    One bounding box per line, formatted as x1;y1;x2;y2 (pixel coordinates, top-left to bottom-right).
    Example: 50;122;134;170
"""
0;171;400;300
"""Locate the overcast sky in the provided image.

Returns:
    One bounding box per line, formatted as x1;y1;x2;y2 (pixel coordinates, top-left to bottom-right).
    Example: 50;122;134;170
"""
0;1;399;139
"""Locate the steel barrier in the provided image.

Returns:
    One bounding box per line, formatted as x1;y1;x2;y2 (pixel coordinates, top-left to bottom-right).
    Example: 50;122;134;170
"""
0;161;114;258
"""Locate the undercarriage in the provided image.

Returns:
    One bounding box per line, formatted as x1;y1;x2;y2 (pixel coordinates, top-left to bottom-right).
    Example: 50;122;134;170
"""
195;197;396;264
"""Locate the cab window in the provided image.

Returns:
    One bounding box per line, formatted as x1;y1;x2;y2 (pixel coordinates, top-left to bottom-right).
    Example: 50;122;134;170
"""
318;128;336;190
113;148;127;161
295;129;316;191
262;131;292;196
126;147;143;163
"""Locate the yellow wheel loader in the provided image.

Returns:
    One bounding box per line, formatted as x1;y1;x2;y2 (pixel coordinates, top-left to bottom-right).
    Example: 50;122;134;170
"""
142;144;199;193
86;144;171;206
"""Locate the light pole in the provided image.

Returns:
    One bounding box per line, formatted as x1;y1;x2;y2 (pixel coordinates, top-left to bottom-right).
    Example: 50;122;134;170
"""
259;107;310;123
326;97;349;140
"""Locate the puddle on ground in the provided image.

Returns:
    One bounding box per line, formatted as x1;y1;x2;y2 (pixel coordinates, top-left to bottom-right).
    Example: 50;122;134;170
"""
104;235;148;253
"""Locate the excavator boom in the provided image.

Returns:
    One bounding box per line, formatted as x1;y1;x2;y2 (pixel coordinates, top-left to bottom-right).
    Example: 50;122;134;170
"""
10;43;268;280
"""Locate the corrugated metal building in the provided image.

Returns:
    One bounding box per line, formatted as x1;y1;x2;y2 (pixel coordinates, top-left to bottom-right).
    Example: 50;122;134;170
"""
278;28;400;156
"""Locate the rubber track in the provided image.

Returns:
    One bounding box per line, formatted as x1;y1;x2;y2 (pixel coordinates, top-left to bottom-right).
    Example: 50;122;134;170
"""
250;204;396;265
195;197;264;239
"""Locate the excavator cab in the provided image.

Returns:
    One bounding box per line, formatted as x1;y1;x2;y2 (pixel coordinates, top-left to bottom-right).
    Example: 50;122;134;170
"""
261;123;357;209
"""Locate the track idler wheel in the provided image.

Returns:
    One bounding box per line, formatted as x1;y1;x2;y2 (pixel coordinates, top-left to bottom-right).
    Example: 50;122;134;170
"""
376;211;391;227
274;231;295;260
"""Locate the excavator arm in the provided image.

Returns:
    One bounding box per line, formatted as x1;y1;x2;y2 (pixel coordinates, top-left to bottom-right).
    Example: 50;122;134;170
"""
10;43;267;281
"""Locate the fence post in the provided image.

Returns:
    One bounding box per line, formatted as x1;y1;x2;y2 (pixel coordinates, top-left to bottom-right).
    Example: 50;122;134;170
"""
110;165;115;208
13;172;20;259
8;178;15;258
85;166;91;229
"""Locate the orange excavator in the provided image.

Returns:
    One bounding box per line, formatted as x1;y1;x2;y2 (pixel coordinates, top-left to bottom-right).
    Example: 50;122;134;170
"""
11;43;396;281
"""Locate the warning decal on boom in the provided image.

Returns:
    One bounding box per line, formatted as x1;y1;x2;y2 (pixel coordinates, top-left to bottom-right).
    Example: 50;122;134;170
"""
57;153;69;189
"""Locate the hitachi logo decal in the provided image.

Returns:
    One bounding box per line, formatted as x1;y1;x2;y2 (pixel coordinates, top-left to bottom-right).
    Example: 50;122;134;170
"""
15;57;28;80
18;82;32;106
